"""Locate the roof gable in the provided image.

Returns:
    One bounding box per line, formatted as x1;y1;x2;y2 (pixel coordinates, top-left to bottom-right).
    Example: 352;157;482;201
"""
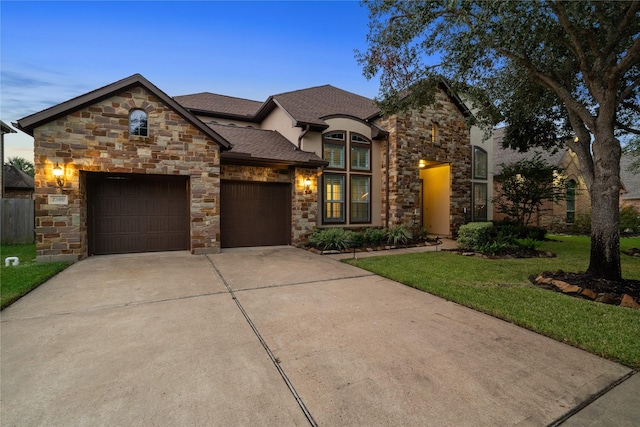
15;74;231;149
266;85;381;127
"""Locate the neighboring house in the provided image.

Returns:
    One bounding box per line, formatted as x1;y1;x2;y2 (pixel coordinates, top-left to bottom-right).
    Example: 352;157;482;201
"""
619;155;640;210
492;127;590;228
1;120;18;198
16;74;484;262
2;164;34;199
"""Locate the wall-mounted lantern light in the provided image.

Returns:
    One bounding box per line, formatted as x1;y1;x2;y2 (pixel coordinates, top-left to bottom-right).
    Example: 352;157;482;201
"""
304;178;312;194
418;159;427;168
52;162;64;188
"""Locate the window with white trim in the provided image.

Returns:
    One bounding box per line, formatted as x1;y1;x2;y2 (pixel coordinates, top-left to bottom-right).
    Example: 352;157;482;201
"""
129;109;148;137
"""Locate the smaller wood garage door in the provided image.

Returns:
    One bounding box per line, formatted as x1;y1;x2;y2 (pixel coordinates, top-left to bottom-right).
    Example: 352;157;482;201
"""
87;174;189;255
221;181;291;248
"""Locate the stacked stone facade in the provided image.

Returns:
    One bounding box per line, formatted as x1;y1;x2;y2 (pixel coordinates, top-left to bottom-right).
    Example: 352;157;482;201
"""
33;86;222;262
376;88;472;236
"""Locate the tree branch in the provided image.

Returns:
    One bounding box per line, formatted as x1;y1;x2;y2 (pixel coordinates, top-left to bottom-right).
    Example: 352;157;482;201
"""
611;27;640;80
604;1;640;59
551;1;589;72
498;48;596;129
618;75;640;104
616;121;640;135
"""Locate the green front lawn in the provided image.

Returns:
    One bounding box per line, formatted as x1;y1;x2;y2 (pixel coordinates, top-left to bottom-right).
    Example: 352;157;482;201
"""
1;244;70;309
346;236;640;368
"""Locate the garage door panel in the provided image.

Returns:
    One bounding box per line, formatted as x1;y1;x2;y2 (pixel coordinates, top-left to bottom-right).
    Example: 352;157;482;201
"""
221;181;291;248
88;174;189;255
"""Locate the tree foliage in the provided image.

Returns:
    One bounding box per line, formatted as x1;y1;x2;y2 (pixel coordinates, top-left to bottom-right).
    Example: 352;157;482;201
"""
493;155;567;226
357;0;640;281
7;157;34;177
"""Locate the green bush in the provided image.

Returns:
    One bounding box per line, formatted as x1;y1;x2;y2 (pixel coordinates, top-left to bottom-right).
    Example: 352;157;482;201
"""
493;219;546;241
351;232;365;248
308;228;355;251
620;205;640;233
363;228;387;246
572;213;591;234
456;222;494;251
386;225;412;246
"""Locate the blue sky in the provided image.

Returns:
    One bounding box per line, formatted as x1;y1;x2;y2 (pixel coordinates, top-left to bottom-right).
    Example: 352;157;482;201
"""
1;0;380;162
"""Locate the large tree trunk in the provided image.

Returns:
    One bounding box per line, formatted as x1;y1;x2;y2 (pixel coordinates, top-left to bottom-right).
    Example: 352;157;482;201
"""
586;130;622;281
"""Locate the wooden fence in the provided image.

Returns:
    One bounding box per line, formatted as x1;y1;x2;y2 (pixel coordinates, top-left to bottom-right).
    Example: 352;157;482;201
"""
1;198;35;245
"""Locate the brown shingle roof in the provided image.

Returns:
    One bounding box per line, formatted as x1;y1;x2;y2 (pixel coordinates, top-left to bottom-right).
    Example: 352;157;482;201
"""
173;93;263;118
210;124;327;167
268;85;381;126
3;165;34;190
493;127;565;174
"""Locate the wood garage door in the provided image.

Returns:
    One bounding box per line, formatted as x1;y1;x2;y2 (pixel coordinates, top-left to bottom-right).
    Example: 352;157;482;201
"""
87;173;190;255
221;181;291;248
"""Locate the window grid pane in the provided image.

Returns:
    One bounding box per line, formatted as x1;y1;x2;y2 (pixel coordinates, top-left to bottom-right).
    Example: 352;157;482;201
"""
324;175;344;222
351;176;370;222
566;180;576;223
351;147;370;170
473;183;487;221
130;110;148;137
324;144;345;169
474;147;487;179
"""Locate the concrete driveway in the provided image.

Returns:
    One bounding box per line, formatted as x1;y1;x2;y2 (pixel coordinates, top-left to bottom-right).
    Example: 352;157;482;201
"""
1;247;632;426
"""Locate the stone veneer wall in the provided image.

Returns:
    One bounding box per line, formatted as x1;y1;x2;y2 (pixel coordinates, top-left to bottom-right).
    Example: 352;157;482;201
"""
376;88;471;236
220;164;318;245
33;86;221;262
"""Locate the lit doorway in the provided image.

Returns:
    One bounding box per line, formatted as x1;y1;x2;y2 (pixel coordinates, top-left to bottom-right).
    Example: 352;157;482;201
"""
420;163;451;236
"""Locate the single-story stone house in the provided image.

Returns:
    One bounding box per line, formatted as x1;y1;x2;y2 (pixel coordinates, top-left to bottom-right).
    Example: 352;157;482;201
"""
2;164;34;199
16;74;490;262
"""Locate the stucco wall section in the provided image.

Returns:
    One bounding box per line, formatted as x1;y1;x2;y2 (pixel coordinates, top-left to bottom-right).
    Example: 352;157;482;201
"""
33;85;222;262
376;88;472;236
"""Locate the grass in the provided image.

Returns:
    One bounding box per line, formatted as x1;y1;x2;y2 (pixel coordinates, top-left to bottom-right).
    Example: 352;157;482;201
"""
1;243;70;310
345;235;640;368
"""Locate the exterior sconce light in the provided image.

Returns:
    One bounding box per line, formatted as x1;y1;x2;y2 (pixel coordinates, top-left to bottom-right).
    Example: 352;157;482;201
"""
52;163;64;188
418;159;427;168
304;178;312;194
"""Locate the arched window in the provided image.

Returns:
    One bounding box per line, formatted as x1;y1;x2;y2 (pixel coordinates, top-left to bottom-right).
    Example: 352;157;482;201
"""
129;109;148;137
566;179;576;223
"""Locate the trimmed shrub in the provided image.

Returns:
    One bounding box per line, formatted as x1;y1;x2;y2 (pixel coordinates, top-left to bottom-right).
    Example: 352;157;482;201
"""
363;228;387;247
493;219;547;241
456;222;494;251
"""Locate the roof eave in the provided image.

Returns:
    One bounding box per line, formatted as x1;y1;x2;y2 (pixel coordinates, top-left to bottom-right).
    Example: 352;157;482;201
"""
221;152;328;169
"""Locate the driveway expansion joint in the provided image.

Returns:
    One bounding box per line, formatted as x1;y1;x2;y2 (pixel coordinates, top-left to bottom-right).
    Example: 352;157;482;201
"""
206;255;318;427
230;273;377;293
